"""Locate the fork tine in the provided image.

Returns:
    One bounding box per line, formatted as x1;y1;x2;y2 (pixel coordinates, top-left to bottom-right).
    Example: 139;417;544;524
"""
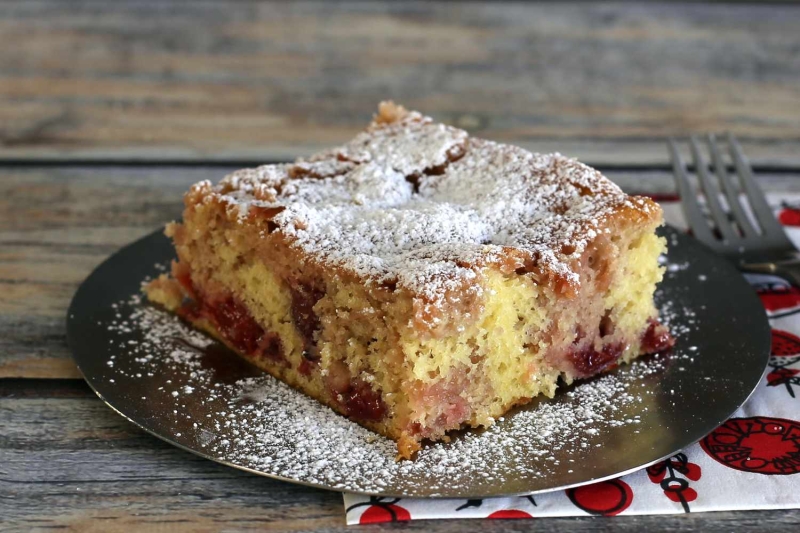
689;136;738;242
668;139;717;245
726;133;786;236
708;134;759;238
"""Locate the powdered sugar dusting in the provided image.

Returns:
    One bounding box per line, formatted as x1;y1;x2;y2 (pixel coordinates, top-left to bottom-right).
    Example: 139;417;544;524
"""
206;370;647;493
101;258;701;496
324;109;468;177
204;104;655;304
106;294;213;384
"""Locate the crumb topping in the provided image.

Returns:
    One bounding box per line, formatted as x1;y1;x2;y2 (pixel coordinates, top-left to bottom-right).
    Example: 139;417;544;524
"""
207;102;657;300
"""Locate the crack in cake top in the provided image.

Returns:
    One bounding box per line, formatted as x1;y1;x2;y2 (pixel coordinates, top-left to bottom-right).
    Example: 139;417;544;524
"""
205;102;659;300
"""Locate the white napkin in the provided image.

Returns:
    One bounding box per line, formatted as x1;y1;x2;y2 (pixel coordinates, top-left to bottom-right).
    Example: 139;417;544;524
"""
344;194;800;524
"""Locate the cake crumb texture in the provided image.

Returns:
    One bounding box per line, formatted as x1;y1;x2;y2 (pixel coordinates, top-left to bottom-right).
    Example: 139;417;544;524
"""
146;101;670;458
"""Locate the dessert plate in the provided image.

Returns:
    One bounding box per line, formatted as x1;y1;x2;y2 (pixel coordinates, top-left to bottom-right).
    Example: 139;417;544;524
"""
67;226;770;498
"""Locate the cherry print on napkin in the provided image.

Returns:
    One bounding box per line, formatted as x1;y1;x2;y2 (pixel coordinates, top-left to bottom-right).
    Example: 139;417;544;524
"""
566;479;633;516
748;273;800;318
767;329;800;398
488;510;534;519
778;205;800;227
455;499;483;511
701;417;800;475
346;497;411;524
455;495;537;513
646;453;702;512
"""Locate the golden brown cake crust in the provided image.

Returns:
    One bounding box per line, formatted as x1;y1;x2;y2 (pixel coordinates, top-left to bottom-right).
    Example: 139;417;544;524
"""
147;102;670;459
185;101;660;331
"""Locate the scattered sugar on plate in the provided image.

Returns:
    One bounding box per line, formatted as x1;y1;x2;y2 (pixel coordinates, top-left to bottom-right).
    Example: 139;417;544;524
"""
99;250;700;495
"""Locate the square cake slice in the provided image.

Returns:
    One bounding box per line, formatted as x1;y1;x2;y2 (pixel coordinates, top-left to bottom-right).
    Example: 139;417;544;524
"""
146;102;673;459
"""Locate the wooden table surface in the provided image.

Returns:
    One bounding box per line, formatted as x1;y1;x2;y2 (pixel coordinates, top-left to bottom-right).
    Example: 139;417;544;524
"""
2;1;799;531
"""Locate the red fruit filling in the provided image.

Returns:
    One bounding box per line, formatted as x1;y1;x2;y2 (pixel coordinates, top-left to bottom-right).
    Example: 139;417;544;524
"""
342;380;387;422
414;370;473;437
289;282;324;360
177;280;288;366
568;342;624;377
289;281;325;372
173;261;197;299
325;360;387;422
206;296;265;354
256;332;285;364
298;358;316;376
641;319;674;354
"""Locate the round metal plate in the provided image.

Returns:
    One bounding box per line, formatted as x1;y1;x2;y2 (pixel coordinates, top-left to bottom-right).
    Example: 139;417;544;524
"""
67;226;771;498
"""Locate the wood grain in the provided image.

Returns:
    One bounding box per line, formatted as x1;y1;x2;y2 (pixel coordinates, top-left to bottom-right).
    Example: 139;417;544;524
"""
2;1;800;165
2;164;799;380
1;385;799;532
4;2;800;530
0;166;199;379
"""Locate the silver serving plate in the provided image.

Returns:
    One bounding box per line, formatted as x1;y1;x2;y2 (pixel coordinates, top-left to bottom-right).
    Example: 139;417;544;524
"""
67;226;770;498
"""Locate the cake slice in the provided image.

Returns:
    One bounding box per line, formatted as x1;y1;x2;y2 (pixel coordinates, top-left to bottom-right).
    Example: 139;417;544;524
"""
146;102;673;459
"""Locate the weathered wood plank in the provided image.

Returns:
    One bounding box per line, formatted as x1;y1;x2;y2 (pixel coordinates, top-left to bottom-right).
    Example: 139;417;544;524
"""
0;167;202;379
1;390;799;532
1;1;800;165
2;165;799;380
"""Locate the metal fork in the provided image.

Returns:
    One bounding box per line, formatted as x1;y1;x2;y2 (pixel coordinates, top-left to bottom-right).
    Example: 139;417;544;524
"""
669;133;800;284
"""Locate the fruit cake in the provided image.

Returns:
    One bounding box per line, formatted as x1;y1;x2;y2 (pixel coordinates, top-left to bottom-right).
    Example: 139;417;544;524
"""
145;102;673;459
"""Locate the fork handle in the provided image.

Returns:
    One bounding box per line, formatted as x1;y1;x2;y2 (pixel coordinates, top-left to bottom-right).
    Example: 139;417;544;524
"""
742;259;800;287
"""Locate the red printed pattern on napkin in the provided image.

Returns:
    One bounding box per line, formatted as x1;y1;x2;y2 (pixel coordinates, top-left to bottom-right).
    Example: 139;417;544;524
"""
646;454;702;512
